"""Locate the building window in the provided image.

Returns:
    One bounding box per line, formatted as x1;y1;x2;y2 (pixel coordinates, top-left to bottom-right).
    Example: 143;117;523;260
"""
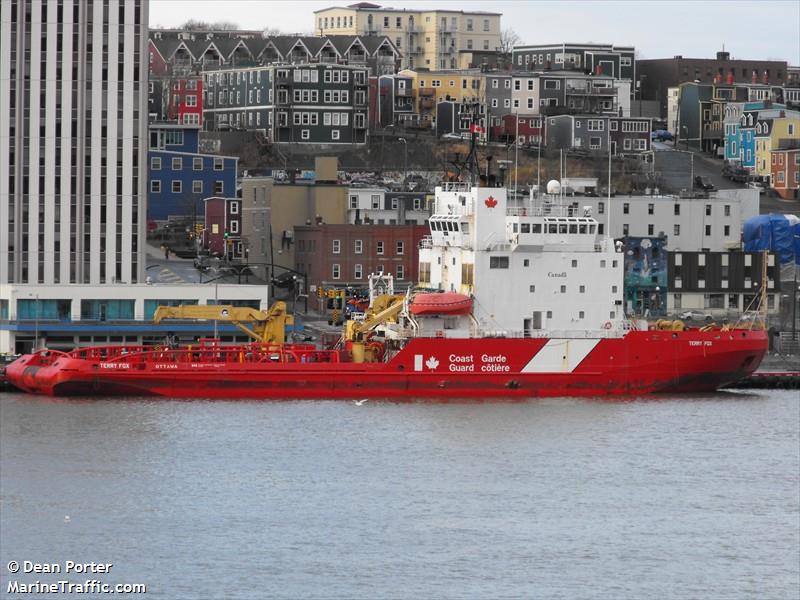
193;157;202;170
172;157;182;170
489;256;509;268
354;264;363;279
213;158;223;171
674;224;680;236
622;224;629;235
648;203;654;215
151;180;161;193
648;224;654;235
214;181;224;194
376;241;384;255
396;241;404;255
705;204;711;216
230;201;239;215
674;204;680;215
332;239;341;254
705;225;711;236
349;195;358;209
230;220;239;234
332;264;341;279
332;130;340;140
192;180;203;194
355;240;363;254
623;203;629;214
151;157;161;170
301;130;310;140
371;194;381;209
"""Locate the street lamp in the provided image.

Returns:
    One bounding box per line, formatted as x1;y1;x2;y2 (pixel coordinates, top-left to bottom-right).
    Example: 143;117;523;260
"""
398;137;408;189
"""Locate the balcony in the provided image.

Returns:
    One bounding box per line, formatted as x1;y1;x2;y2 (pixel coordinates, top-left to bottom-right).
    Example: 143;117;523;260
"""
396;87;412;96
420;97;435;109
418;87;435;96
565;85;617;96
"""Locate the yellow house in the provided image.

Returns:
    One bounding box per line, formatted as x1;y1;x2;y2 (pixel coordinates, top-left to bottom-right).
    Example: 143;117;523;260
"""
757;112;800;180
398;69;485;125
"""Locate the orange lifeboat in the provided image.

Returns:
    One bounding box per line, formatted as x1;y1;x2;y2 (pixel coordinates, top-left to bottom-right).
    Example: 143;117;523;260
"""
409;292;472;316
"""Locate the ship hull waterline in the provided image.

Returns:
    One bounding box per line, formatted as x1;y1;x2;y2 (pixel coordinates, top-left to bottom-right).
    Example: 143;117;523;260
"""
5;330;768;399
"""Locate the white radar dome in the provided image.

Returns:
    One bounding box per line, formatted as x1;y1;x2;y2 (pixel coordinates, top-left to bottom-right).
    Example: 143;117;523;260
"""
546;180;561;195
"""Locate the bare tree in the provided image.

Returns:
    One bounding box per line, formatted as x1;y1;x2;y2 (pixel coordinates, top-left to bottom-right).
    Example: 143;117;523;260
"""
179;19;239;31
262;27;285;38
499;28;521;55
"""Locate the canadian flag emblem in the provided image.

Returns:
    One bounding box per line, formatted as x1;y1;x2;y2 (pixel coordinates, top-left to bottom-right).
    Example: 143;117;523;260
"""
484;196;497;208
425;356;440;370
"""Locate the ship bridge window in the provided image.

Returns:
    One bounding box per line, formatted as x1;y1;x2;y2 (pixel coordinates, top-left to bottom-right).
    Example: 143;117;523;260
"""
579;224;587;234
548;224;557;233
559;223;567;234
489;256;509;269
532;223;542;233
569;223;577;234
520;223;530;233
590;225;596;234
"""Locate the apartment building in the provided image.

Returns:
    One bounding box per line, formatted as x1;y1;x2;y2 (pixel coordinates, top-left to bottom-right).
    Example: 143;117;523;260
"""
545;115;651;155
510;71;632;117
203;63;370;144
397;68;484;125
512;43;636;82
313;4;501;70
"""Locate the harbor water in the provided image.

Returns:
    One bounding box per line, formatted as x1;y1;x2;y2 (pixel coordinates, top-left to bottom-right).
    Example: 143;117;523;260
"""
1;390;798;599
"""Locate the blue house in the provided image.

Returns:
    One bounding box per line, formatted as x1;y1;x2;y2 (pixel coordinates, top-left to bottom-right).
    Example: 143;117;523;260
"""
148;123;238;223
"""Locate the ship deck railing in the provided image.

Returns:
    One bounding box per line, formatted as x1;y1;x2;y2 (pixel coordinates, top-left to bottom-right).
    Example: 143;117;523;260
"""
63;343;343;366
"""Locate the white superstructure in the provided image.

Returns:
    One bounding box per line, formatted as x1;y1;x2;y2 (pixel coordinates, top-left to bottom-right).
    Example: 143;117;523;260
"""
418;183;625;334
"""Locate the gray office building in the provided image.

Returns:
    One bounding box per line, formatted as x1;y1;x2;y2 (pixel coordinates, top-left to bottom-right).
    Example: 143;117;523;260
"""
1;0;149;285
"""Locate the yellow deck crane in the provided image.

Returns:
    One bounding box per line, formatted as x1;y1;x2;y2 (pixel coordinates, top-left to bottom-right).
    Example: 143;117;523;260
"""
152;302;294;344
343;294;406;363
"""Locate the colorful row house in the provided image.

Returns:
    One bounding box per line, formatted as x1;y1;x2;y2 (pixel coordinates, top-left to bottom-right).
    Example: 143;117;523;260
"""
771;143;800;200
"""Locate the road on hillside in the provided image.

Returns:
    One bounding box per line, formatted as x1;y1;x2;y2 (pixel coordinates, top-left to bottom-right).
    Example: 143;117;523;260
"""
652;142;797;215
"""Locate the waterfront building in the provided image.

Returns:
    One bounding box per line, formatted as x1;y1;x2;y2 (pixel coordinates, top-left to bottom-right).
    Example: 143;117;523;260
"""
148;123;238;223
666;251;782;319
293;224;427;291
1;0;148;286
566;189;758;251
0;283;269;354
313;4;501;71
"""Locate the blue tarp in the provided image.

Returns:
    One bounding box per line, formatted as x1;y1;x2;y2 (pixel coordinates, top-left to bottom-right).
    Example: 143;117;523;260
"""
743;214;800;265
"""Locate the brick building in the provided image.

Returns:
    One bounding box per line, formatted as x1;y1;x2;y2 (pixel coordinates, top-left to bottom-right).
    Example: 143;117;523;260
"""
294;224;428;289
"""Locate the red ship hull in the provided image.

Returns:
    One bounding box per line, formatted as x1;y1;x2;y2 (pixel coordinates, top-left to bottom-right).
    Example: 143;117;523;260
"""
5;329;767;399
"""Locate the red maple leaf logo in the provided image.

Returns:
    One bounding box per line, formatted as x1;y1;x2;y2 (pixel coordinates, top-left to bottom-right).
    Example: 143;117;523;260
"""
484;196;497;208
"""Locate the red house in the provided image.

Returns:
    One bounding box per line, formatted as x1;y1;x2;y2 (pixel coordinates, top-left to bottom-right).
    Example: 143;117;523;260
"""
202;197;242;258
148;39;169;76
771;146;800;200
167;76;203;127
502;114;543;145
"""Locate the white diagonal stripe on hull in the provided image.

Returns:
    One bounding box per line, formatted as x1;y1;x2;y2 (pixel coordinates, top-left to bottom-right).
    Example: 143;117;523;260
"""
522;339;600;373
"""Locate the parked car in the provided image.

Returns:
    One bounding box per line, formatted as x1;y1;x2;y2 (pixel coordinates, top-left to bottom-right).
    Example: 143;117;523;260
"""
694;176;715;191
651;129;674;142
440;133;464;141
746;181;767;195
680;310;713;323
